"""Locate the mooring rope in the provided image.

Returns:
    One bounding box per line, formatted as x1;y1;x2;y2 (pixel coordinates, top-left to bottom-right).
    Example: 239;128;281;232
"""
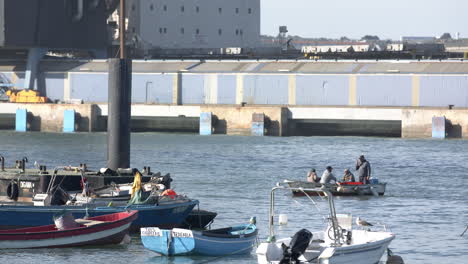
461;225;468;237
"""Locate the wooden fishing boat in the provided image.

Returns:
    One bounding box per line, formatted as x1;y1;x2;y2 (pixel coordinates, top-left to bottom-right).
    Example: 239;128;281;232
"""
284;179;386;196
141;224;258;256
0;201;197;231
0;167;199;231
0;210;138;249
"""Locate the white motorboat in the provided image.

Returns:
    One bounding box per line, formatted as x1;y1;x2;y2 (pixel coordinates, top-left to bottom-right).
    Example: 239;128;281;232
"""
256;184;395;264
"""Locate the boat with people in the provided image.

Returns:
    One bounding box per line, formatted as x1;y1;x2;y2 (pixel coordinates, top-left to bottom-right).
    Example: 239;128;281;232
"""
256;183;396;264
0;210;138;249
0;167;199;231
284;179;386;196
141;218;258;256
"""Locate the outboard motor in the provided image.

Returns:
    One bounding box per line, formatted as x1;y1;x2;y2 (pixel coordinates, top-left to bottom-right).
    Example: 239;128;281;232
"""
159;174;173;190
280;229;313;264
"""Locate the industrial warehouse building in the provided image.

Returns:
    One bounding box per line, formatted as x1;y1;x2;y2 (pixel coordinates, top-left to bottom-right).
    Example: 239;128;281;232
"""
1;60;467;108
125;0;261;50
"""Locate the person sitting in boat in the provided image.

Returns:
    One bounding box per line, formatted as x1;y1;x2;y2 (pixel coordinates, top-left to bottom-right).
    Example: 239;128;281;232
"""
342;168;355;182
306;168;320;183
320;166;337;184
355;155;371;184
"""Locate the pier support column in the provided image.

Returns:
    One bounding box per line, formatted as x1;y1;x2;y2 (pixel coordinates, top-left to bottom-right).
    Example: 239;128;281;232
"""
173;72;182;105
205;75;218;104
236;74;244;104
64;73;71;102
288;75;296;105
348;75;357;106
24;48;47;91
412;75;420;107
107;58;132;170
252;113;266;136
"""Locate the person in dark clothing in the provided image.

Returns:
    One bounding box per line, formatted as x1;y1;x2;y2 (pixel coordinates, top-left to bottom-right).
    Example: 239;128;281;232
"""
355;155;371;184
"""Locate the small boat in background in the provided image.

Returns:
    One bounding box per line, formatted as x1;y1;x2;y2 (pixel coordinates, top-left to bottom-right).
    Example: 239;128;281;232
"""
284;179;386;196
141;222;258;256
0;210;137;249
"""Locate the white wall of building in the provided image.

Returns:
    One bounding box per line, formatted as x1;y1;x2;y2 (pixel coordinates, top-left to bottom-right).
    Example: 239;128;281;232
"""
128;0;260;49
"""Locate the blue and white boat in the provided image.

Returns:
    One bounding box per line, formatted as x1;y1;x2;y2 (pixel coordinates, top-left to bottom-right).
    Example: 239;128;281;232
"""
141;223;258;256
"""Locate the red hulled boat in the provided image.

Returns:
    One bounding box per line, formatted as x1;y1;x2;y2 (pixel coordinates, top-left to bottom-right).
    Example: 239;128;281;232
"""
0;210;138;249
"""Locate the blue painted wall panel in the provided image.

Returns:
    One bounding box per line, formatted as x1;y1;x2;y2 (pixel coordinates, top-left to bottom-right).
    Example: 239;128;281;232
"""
432;116;446;138
420;76;468;107
15;109;27;132
296;75;349;105
217;75;236;104
63;109;76;133
132;74;173;104
199;112;213;135
357;75;412;106
182;75;205;104
243;75;288;104
70;73;108;102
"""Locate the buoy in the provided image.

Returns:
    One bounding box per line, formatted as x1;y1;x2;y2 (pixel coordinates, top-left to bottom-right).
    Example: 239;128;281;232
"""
279;214;288;225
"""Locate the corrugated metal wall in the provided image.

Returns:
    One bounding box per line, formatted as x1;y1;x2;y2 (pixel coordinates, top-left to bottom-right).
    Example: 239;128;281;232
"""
296;75;348;105
420;76;468;107
357;75;412;106
40;73;65;101
217;75;236;104
243;75;288;104
2;70;468;107
182;74;205;104
70;73;108;102
132;74;173;104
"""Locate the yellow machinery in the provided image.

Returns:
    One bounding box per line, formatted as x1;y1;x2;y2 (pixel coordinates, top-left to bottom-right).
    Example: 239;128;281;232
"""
5;89;48;103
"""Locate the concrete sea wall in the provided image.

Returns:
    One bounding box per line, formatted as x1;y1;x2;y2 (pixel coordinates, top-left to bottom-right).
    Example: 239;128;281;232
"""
402;108;468;138
1;103;467;138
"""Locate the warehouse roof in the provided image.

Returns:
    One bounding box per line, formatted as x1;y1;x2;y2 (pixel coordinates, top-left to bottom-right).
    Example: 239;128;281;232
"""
1;59;468;74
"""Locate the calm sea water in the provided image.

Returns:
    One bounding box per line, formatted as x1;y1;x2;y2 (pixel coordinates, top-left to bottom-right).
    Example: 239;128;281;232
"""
0;131;466;264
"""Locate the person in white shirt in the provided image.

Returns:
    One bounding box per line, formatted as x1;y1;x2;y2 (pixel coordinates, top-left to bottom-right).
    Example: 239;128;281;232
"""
320;166;337;184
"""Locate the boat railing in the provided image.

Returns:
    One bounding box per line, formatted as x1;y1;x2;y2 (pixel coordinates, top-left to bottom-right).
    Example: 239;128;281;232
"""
46;166;86;194
268;183;344;246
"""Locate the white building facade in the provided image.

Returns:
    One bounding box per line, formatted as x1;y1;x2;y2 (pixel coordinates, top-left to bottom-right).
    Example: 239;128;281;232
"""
127;0;260;50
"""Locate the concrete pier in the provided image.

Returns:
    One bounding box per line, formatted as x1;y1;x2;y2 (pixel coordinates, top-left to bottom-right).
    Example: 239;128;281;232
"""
402;108;468;138
0;103;467;138
0;103;100;132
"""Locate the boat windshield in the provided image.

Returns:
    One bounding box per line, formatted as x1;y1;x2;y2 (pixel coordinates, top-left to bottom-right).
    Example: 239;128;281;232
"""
268;183;344;246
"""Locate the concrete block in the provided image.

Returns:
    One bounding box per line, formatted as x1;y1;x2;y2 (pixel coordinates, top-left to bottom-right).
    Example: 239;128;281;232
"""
63;109;76;133
432;116;446;138
15;109;28;132
199;112;213;135
252;113;265;136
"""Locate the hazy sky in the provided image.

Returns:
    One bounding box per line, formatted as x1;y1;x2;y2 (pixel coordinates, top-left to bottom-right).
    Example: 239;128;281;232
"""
261;0;467;40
